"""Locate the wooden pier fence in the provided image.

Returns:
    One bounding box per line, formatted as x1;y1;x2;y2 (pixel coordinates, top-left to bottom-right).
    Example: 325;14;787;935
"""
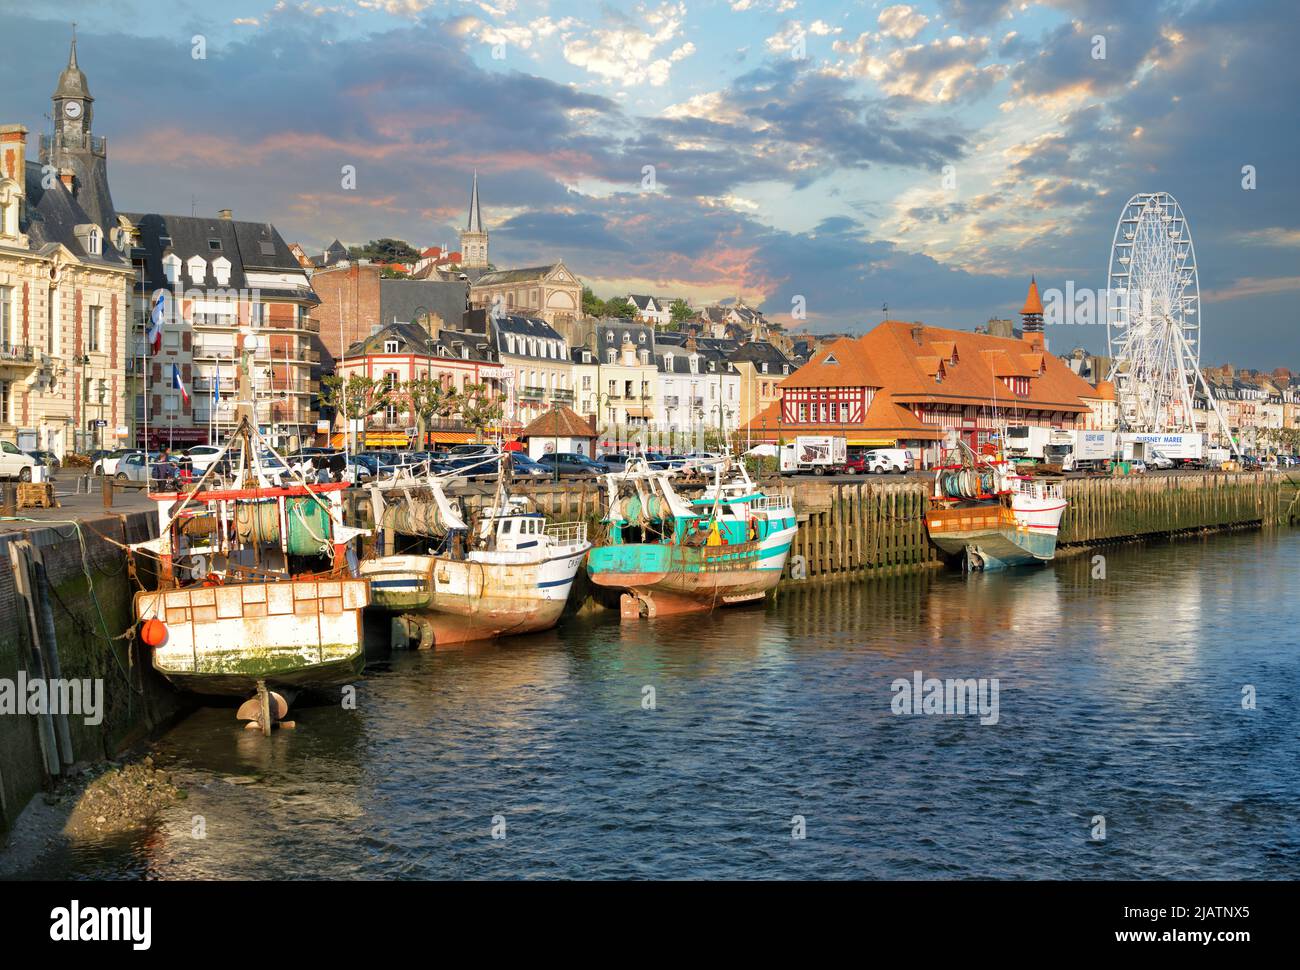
344;471;1291;587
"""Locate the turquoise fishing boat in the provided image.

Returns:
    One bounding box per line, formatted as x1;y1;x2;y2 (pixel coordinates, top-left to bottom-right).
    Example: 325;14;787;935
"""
586;459;798;618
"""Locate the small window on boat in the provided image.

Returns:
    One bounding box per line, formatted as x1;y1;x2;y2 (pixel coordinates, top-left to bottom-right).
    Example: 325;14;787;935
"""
501;520;513;533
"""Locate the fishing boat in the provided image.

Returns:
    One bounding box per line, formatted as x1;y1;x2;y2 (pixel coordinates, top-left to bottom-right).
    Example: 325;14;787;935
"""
925;442;1066;571
586;458;797;618
129;343;370;732
357;456;591;648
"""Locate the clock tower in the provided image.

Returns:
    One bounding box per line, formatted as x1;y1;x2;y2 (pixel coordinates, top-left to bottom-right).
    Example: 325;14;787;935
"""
39;30;118;235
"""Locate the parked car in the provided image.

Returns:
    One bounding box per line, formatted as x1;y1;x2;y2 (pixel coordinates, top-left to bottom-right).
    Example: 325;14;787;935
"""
863;448;913;474
185;444;227;474
115;452;160;482
1147;451;1175;470
536;452;609;477
644;452;686;470
509;452;552;477
0;440;38;481
92;448;138;476
599;453;635;473
1128;459;1148;474
24;449;61;470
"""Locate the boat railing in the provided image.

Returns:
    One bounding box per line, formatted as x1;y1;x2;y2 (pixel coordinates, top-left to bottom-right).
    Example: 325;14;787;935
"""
545;520;589;548
745;493;794;513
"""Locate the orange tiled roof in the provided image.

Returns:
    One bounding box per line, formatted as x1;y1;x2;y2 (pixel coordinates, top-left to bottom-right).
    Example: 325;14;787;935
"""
1022;277;1043;315
519;406;595;439
741;320;1097;441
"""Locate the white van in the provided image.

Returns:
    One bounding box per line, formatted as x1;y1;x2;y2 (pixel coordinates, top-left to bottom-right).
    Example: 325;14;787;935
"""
0;440;38;481
863;448;912;474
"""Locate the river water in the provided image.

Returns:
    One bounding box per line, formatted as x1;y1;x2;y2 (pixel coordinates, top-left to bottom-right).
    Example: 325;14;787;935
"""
18;529;1300;879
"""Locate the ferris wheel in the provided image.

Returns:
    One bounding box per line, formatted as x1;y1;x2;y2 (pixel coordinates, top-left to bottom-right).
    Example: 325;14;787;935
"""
1105;192;1206;432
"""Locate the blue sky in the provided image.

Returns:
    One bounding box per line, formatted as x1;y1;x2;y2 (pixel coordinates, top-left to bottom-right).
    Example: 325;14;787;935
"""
1;0;1296;367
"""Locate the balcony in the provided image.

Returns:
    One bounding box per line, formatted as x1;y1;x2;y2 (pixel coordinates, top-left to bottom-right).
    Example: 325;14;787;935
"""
265;316;322;334
519;386;547;401
0;344;39;372
550;388;575;404
663;395;679;408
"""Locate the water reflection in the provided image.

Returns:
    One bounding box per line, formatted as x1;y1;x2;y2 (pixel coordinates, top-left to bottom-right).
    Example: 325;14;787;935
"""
13;530;1300;880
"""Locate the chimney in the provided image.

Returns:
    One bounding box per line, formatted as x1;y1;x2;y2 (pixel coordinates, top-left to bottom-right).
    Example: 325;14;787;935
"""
59;167;74;190
0;125;27;200
218;208;232;220
911;323;925;345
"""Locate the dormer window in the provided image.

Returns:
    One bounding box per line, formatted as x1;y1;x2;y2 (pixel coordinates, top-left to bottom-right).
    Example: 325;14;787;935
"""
187;256;207;283
760;362;768;374
162;253;181;284
664;353;673;371
824;353;838;365
606;330;613;342
384;340;399;353
607;349;616;365
87;227;100;256
212;256;231;286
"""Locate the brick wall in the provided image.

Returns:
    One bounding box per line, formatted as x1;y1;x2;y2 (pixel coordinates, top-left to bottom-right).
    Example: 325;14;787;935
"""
313;264;381;365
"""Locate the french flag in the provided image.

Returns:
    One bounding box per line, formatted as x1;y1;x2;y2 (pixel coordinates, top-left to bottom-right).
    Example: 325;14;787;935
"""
148;290;168;354
172;363;190;405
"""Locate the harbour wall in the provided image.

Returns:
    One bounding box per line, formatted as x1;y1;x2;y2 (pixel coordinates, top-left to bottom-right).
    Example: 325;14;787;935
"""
468;470;1290;585
0;511;182;836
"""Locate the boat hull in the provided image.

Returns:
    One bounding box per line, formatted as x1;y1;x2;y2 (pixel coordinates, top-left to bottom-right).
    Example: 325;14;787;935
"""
135;579;370;696
926;495;1065;570
587;528;795;616
358;547;588;646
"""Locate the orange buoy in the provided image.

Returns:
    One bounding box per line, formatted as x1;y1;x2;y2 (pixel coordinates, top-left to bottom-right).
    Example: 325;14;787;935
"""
141;618;168;647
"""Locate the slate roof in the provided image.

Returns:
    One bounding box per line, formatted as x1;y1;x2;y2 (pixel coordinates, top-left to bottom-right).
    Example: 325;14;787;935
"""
122;210;316;301
729;340;795;373
343;320;494;362
473;265;560;286
378;278;469;328
21;160;127;269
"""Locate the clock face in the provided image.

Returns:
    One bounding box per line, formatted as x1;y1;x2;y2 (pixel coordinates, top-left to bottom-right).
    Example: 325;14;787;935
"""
63;101;82;119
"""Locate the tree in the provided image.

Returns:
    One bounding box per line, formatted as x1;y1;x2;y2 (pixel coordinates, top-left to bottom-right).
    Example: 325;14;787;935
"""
458;381;504;442
669;299;693;326
604;297;635;319
405;377;460;446
349;238;419;263
582;286;606;318
320;374;394;449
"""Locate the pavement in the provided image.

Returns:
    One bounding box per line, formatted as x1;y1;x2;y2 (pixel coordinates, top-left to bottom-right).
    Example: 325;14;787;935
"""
0;473;153;534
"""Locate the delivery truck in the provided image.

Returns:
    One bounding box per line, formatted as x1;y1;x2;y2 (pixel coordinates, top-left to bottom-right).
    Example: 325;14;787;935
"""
1119;433;1204;465
779;435;848;475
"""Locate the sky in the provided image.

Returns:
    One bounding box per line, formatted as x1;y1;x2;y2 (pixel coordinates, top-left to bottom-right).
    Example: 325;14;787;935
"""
1;0;1296;367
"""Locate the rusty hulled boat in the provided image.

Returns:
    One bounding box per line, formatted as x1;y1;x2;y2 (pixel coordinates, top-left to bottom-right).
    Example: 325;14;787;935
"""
357;457;591;647
585;459;797;618
129;342;370;732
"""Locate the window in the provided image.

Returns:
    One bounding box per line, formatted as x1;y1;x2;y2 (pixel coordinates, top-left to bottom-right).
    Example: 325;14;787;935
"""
0;379;10;423
384;340;399;353
87;228;101;256
46;288;58;355
582;376;591;390
761;362;768;374
87;305;102;353
0;286;11;348
798;403;807;422
607;349;616;365
208;239;222;251
250;302;266;326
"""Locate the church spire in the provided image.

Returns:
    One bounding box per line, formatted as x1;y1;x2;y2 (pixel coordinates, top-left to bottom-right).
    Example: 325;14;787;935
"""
459;171;489;270
467;170;483;232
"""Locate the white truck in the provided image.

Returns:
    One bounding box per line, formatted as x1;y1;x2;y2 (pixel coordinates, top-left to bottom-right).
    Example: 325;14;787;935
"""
1060;430;1117;472
1004;425;1053;461
779;435;847;475
1119;433;1204;466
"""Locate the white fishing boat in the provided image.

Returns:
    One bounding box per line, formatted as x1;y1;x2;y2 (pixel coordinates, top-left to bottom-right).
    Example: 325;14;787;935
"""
358;457;591;647
925;442;1066;571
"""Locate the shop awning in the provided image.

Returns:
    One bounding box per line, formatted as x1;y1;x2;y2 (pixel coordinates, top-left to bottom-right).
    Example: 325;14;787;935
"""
364;432;410;448
847;437;898;447
427;431;477;445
